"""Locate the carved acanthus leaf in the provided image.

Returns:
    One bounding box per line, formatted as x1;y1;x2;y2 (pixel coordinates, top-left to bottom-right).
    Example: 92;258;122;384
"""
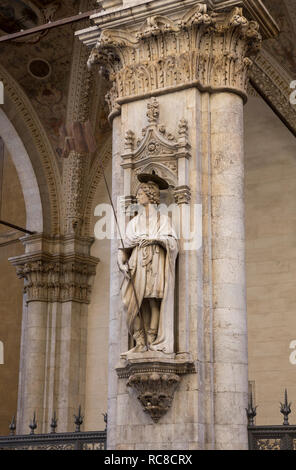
137;15;180;39
227;7;248;28
88;5;262;119
180;3;215;27
116;357;195;423
127;372;180;423
14;256;98;304
100;29;139;47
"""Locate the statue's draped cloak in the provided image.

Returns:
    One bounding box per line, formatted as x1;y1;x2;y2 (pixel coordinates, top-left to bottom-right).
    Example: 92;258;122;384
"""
120;207;178;354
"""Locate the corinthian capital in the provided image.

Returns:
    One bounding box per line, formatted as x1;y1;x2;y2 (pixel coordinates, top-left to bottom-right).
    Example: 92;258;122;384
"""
80;2;266;119
9;234;99;304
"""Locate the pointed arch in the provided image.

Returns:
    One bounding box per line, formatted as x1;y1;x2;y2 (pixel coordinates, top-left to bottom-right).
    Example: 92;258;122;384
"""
250;50;296;137
0;109;43;232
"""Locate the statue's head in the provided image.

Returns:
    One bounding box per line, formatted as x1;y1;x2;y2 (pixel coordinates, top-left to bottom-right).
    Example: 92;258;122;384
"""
136;181;160;205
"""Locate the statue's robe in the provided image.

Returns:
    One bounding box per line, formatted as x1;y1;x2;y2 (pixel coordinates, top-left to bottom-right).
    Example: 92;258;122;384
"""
120;206;178;354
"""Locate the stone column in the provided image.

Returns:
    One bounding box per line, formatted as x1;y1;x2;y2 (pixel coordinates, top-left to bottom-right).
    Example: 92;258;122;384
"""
10;234;98;433
210;92;248;449
77;0;277;450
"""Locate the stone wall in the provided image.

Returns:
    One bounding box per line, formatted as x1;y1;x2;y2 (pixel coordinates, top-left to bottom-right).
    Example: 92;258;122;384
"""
245;96;296;425
1;89;295;437
84;159;112;431
83;92;296;433
0;147;25;435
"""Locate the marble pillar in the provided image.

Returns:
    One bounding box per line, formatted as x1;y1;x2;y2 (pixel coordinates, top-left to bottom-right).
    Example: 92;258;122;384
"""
10;234;98;433
77;0;277;450
210;92;248;449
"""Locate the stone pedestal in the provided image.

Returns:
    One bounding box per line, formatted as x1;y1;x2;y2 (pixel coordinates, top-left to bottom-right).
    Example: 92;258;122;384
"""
77;0;278;450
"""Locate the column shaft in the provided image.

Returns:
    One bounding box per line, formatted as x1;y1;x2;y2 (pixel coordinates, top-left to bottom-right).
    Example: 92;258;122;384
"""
17;301;48;434
210;92;248;450
10;235;98;433
76;0;277;450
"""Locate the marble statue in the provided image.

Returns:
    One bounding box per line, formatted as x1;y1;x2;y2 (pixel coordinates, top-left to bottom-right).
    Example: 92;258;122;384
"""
118;174;179;355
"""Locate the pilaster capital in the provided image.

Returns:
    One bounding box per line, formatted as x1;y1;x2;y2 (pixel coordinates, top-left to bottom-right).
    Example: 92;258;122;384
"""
77;0;278;120
9;234;99;304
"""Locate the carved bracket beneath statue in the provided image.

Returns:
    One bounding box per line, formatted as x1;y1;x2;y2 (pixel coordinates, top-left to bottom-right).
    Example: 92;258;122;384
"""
116;354;195;423
127;372;180;423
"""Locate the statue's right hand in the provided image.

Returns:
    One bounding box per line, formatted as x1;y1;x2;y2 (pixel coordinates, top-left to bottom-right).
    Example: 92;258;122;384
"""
118;263;131;280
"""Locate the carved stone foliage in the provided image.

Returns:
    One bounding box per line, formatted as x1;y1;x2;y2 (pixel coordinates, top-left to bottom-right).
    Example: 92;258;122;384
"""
63;151;87;235
12;255;98;304
173;186;192;205
250;51;296;136
88;4;262;117
127;372;180;423
117;355;195;423
121;98;191;204
66;45;95;125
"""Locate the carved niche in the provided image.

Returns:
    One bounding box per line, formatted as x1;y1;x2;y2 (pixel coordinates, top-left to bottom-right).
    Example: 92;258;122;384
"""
121;97;191;206
117;97;195;424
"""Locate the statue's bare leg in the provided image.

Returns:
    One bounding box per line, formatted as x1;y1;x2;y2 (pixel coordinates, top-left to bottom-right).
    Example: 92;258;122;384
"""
142;300;151;332
126;303;150;354
147;298;160;346
133;301;149;333
133;315;141;332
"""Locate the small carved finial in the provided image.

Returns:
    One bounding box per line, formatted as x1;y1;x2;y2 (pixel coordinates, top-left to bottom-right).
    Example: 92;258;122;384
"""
280;389;292;426
103;412;108;431
74;405;84;432
178;119;188;136
9;416;16;436
245;392;257;426
147;97;159;124
124;130;135;151
29;412;37;435
50;411;58;434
